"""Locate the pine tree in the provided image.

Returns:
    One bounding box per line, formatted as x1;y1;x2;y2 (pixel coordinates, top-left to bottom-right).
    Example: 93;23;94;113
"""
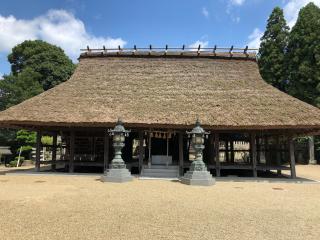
286;2;320;106
258;7;289;92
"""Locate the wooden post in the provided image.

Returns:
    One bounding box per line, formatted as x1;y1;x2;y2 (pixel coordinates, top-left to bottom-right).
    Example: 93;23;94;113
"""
52;132;57;171
225;141;229;162
309;136;316;164
276;136;282;176
103;132;109;172
148;132;151;167
230;141;234;163
264;136;269;165
179;132;184;176
256;136;260;164
35;130;42;172
214;133;220;177
69;131;75;173
209;135;215;167
288;135;296;178
250;133;257;177
138;131;144;174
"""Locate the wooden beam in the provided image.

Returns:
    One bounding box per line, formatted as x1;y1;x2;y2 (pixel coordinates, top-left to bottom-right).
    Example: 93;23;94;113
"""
179;132;184;176
250;133;257;177
69;131;75;173
52;132;57;171
288;135;296;178
35;130;42;172
103;132;109;172
138;131;144;173
214;133;220;177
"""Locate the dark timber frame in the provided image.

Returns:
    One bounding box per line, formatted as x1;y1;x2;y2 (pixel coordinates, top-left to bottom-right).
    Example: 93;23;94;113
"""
33;128;297;179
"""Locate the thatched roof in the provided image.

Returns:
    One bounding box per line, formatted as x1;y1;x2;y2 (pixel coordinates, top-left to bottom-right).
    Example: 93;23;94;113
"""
1;51;320;133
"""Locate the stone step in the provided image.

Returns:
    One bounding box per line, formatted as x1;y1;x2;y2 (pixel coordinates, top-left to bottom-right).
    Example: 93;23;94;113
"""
143;168;178;173
144;165;178;169
141;166;179;178
141;172;179;178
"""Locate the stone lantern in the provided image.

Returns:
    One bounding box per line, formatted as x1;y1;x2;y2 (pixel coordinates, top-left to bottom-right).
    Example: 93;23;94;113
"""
101;119;133;183
181;119;215;186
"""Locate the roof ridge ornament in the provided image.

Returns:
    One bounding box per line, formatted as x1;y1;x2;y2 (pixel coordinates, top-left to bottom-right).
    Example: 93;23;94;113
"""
80;45;258;60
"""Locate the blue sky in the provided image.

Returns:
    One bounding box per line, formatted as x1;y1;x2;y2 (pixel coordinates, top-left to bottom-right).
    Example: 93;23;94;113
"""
0;0;319;76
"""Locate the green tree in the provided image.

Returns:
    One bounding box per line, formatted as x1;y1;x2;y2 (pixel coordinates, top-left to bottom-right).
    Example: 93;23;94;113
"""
8;40;76;90
15;130;36;159
258;7;289;92
286;2;320;106
0;68;43;110
41;136;53;146
0;40;75;157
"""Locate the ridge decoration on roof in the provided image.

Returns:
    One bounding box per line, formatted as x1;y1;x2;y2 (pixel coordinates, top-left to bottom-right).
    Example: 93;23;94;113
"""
79;45;258;60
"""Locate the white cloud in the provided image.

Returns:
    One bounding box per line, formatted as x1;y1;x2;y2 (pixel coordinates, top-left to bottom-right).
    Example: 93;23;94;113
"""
0;9;126;61
202;7;209;18
283;0;320;28
247;28;263;49
229;0;245;6
0;72;3;80
188;40;209;50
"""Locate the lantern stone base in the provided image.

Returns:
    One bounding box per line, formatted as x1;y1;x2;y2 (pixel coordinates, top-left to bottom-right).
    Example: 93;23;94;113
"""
181;170;215;186
101;168;133;183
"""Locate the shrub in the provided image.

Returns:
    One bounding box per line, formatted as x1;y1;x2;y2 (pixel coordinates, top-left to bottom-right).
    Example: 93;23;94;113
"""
9;156;25;167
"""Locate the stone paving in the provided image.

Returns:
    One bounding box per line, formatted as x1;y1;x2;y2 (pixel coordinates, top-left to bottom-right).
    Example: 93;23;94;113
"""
0;165;319;240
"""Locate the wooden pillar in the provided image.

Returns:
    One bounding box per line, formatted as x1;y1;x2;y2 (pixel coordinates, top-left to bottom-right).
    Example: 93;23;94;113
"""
209;135;215;167
264;136;269;165
103;132;109;172
309;136;316;164
35;130;42;172
250;133;257;177
276;136;282;176
69;131;75;173
179;132;184;176
148;132;151;167
225;141;229;162
288;135;296;178
230;141;234;163
52;132;57;171
256;136;260;164
214;133;220;177
138;131;144;173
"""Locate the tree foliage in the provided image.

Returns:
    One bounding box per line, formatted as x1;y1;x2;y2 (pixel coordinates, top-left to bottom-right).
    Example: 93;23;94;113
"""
258;7;289;92
15;130;36;158
0;40;75;157
8;40;76;90
41;136;53;146
0;68;43;110
286;3;320;106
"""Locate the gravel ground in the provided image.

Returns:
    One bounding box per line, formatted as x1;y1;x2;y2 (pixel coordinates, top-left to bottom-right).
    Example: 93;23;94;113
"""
0;165;319;240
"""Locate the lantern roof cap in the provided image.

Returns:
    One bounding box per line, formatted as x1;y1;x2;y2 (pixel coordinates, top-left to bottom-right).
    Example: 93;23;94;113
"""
109;118;130;133
187;119;210;135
